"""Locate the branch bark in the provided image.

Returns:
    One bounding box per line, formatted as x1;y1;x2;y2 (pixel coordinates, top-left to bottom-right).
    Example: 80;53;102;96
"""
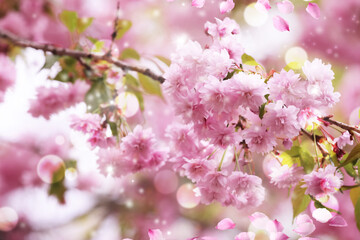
0;29;166;83
321;116;360;135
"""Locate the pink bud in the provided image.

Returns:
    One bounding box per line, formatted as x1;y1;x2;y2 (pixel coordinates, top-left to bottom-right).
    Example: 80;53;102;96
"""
216;218;236;230
272;16;290;32
220;0;235;14
293;214;315;237
306;3;320;20
276;0;294;14
192;0;205;8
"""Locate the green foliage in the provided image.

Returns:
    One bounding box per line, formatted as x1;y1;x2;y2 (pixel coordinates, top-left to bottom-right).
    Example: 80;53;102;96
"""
337;143;360;168
311;196;340;214
350;187;360;207
281;146;315;173
59;10;93;34
259;103;266;119
115;19;132;40
241;53;261;66
284;61;302;71
155;55;171;66
120;48;140;60
41;55;60;70
292;183;311;220
108;121;118;137
54;70;76;83
356;198;360;231
138;73;163;98
123;74;144;111
49;179;67;204
85;79;112;112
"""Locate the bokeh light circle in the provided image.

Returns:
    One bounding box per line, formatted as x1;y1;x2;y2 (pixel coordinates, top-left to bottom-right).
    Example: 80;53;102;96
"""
0;207;18;232
244;3;268;27
176;183;201;209
37;155;66;184
154;170;178;194
116;92;140;118
285;46;308;69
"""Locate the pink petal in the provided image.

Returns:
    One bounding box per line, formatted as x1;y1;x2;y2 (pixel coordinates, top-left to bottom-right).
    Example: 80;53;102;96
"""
249;212;271;229
272;16;290;32
293;214;315;237
148;229;165;240
306;3;320;19
299;238;320;240
276;0;294;14
257;0;271;11
216;218;236;230
269;232;289;240
328;215;348;227
235;232;256;240
192;0;205;8
220;0;235;14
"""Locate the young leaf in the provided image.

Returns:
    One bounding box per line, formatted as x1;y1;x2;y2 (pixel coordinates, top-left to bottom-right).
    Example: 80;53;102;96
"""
59;10;78;33
292;183;311;220
284;61;302;71
115;19;132;40
108;121;118;137
53;70;76;83
241;53;260;66
41;55;60;70
124;73;140;87
120;48;140;60
350;187;360;207
299;147;315;173
337;144;360;168
155;55;171;66
85;80;111;112
138;73;163;98
259;103;266;119
77;17;94;33
355;198;360;231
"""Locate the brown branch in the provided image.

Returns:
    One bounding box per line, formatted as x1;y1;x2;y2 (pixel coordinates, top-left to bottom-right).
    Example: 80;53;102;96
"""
301;128;328;158
0;29;166;83
321;116;360;135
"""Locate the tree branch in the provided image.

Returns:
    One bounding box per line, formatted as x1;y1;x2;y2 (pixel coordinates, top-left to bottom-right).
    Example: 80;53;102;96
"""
0;29;166;83
321;116;360;135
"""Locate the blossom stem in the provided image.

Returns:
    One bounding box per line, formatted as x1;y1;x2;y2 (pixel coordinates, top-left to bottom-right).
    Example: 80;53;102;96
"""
0;29;166;83
217;148;228;171
321;116;360;135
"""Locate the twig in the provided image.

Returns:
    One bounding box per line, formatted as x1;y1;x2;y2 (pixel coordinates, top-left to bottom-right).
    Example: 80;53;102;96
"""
321;116;360;135
0;29;166;83
301;128;328;159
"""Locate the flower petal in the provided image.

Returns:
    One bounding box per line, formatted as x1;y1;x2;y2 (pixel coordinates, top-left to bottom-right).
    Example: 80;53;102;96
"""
148;229;165;240
235;232;256;240
276;0;294;14
328;215;348;227
192;0;205;8
312;208;333;223
272;16;290;32
216;218;236;230
220;0;235;14
306;3;320;20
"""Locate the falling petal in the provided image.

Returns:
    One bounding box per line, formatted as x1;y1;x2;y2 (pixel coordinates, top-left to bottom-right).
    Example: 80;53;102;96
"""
306;3;320;19
192;0;205;8
272;16;290;32
235;232;256;240
215;218;236;230
276;0;294;14
328;215;348;227
220;0;235;14
256;0;271;11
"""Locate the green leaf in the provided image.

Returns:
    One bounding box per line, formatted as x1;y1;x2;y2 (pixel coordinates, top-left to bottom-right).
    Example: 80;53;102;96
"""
337;143;360;168
115;19;132;40
298;148;315;173
108;121;118;137
124;73;140;87
138;73;163;98
358;108;360;120
224;70;235;80
241;53;260;66
41;55;59;70
87;36;99;44
350;187;360;207
292;183;311;220
92;41;105;53
49;179;67;204
356;198;360;231
284;61;302;71
120;48;140;60
85;80;111;112
155;55;171;66
53;70;76;83
77;17;93;33
59;10;78;33
132;90;144;111
259;103;266;119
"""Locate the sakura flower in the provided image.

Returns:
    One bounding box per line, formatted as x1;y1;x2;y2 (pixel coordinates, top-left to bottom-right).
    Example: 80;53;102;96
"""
276;1;294;14
228;72;268;112
235;232;255;240
220;0;235;14
241;126;277;154
303;165;343;197
269;165;304;188
183;158;213;182
272;16;290;32
70;113;102;133
306;3;321;20
215;218;236;230
204;17;240;38
293;214;316;237
0;54;15;102
97;147;127;177
201;49;232;79
262;100;301;138
249;212;288;239
334;131;354;149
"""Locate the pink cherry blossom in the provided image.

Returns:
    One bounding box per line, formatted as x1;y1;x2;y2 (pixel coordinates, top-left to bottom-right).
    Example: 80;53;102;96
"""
334;131;354;149
241;126;277;154
303;165;343;197
215;218;236;230
293;214;316;237
70;113;102;133
148;229;166;240
306;3;321;20
269;165;304;189
272;16;290;32
256;0;271;11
